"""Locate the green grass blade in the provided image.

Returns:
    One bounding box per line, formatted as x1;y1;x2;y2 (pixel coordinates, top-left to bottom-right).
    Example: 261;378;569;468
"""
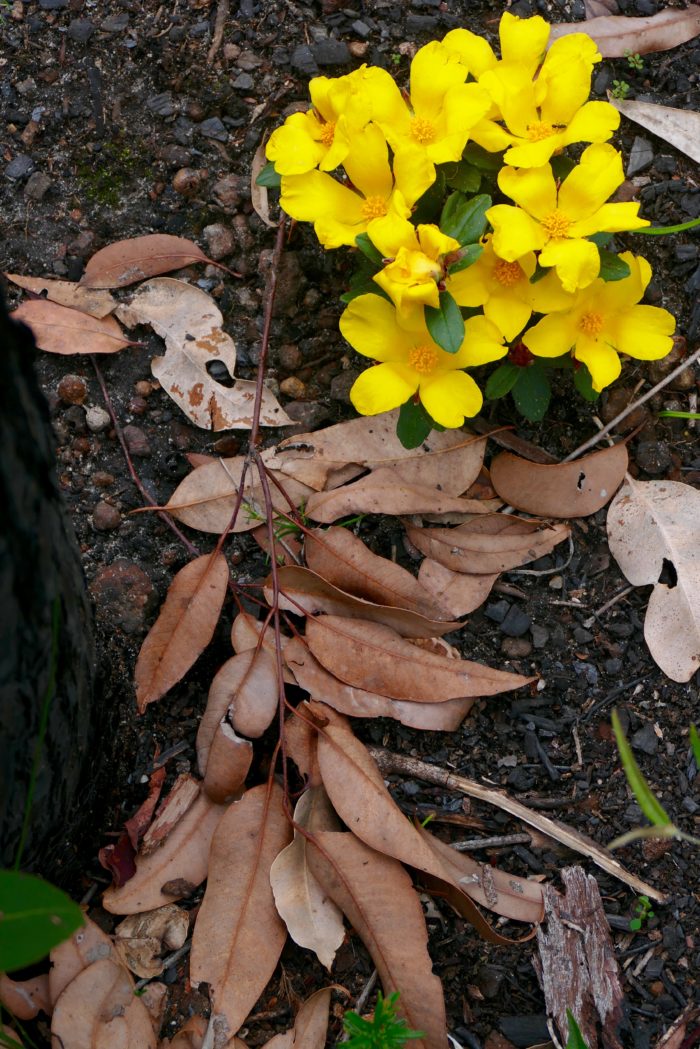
611;710;671;827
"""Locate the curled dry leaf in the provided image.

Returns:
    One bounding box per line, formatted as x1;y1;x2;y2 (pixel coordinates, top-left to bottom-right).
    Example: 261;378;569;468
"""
190;783;292;1048
5;273;117;318
0;974;51;1021
141;773;201;855
417;559;498;617
609;96;700;165
202;719;253;804
607;478;700;682
306;616;534;701
49;916;118;1006
229;612;295;684
304;526;452;621
550;6;700;56
81;234;209;289
125;765;167;850
11;300;130;355
103;791;227;914
135;552;229;713
51;958;157;1049
251;141;278;228
306;467;494;524
164;457;310;533
260;450;364;492
266;565;461;638
307;831;448;1049
405;516;571;576
114;905;189;979
270;787;344;970
259;988;331;1049
489;444;628;518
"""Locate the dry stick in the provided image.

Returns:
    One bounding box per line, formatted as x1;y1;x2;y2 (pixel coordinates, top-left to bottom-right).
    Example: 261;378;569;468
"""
207;0;229;63
563;344;700;462
366;747;666;903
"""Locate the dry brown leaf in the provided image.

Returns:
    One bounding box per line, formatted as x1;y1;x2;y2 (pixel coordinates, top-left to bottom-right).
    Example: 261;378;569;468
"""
607;478;700;682
141;981;168;1034
609;96;700;165
584;0;618;15
306;467;494;523
135;552;229;712
5;273;117;318
50;958;157;1049
417;559;498;616
203;719;253;803
284;706;323;785
284;638;473;731
81;234;210;289
270;787;344;970
49;916;118;1006
190;783;292;1048
114;905;189;979
260;450;364;492
160;1016;207;1049
141;774;201;855
0;974;50;1021
251;523;302;566
550;7;700;56
489;444;628;518
304;526;452;621
307;831;448;1049
11;300;130;355
229;612;295;683
251;141;278;228
406;516;571;575
306;616;534;701
266;565;461;638
259;988;331;1049
103;791;227;914
164;457;310;533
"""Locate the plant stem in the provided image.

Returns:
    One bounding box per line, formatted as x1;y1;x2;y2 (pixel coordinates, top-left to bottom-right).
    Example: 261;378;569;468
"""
632;216;700;236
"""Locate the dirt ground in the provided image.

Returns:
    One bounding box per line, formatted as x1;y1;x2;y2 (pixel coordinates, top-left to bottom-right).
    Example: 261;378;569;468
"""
2;0;699;1046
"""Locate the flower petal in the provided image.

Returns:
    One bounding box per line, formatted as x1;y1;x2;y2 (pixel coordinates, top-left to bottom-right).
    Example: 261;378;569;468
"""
557;143;624;221
460;315;508;366
485;293;532;342
562;100;619;148
574;340;621;392
569;202;649;238
343;123;393;200
420;369;483;427
368;213;419;258
392;146;436;207
498;164;557;221
539;237;600;292
417;224;460;260
487;204;545;261
522;312;578;359
610;305;675;361
266;113;326;175
350;363;417;416
503;133;567;169
410;41;469;121
499;13;550;72
470;118;513;153
339;294;409;362
526;268;575;314
281;170;362;223
441;28;497;77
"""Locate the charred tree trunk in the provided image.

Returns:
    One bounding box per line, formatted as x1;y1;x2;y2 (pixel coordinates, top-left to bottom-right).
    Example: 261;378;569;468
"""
0;291;94;869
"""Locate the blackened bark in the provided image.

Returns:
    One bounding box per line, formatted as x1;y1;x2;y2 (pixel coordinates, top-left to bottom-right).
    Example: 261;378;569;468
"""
0;290;94;869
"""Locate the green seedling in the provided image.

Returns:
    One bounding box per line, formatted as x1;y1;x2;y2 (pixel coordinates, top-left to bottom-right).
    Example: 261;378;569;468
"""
629;894;655;932
625;50;644;70
566;1010;590;1048
343;992;424;1049
691;723;700;768
657;410;700;420
611;80;630;100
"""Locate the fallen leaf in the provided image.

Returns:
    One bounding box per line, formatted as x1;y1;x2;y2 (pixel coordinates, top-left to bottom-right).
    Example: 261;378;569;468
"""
141;981;168;1035
114;905;189;979
125;765;167;850
307;831;448;1049
5;273;117;318
251;523;302;566
49;916;118;1005
190;783;292;1047
259;988;331;1049
229;612;296;683
141;774;201;855
607;478;700;682
81;234;210;289
305;616;534;701
549;7;700;55
489;445;628;518
304;526;452;621
609;96;700;165
259;450;364;492
11;300;130;354
405;516;571;575
266;565;461;638
417;559;498;616
654;1005;700;1049
135;552;229;712
99;831;137;887
270;787;344;970
306;467;494;523
251;141;278;228
202;719;253;804
584;0;618;15
51;958;157;1049
0;974;50;1020
103;791;227;914
284;705;323;786
160;1016;207;1049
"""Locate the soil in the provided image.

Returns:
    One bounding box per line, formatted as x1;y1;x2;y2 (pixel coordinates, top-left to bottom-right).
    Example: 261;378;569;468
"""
2;1;699;1047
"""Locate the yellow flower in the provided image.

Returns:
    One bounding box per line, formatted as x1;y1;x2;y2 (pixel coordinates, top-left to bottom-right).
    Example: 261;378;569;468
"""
522;253;675;391
367;213;460;317
444;12;550;79
279;123;434;249
447;236;573;341
340;294;507;427
486;143;650;292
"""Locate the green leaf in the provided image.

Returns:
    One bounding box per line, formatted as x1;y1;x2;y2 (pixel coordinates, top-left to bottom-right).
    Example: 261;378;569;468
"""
344;992;424;1048
462;142;503;172
566;1010;591;1049
355;233;384;266
573;362;599;402
397;399;434;449
425;290;464;354
690;723;700;768
440;192;491;245
598;249;631;282
629;917;642;931
0;1031;24;1049
529;262;549;284
512;364;551;422
611;709;671;827
551;154;576;182
588;231;613;249
444;160;481;194
446;243;482;275
255;161;281;188
0;871;83;972
486;362;521;400
411;169;446;225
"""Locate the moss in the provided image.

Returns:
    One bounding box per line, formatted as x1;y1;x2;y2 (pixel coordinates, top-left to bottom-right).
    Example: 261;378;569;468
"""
77;136;154;207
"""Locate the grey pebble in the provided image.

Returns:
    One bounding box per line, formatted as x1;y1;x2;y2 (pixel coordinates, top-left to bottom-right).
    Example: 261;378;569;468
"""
574;661;599;686
5;155;34;180
485;600;509;624
123;425;151;458
291;44;319;77
24;171;51;201
530;623;549;649
232;72;254;91
635;439;672;475
500;605;531;637
352;20;371;37
627;136;654;177
40;0;68;8
197;116;229;141
67;19;94;43
631;721;659;756
312;39;351;65
146;92;176;118
191;20;210;37
100;13;129;31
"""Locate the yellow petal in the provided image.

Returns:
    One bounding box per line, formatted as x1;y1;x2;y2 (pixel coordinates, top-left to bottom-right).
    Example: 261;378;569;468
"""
538;53;593;126
280;170;363;223
557;143;624;220
522;312;578;359
350;363;418;416
459;315;508;366
339;294;409;361
485;293;531;342
480;65;536;138
487;204;545;261
410;41;469;121
498;164;557;221
357;66;411;132
446;261;489;307
526;269;575;314
503;133;567;169
420;370;483;428
597;252;650;311
392;146;436;207
368;213;418;258
499;12;550;72
574;340;621;392
569;202;649;238
561;100;619;148
470;118;514;153
266;113;325;175
441;28;497;78
538;237;600;292
343;123;393;200
417;224;460;260
610;305;675;360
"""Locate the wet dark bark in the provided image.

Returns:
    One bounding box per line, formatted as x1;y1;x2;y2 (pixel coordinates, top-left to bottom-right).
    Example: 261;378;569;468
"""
0;290;94;869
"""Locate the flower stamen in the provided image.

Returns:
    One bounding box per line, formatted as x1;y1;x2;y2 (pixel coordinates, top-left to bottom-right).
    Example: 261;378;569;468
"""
541;209;572;239
360;195;388;221
578;311;604;336
408;344;439;375
526;120;557;142
319;121;336;147
411;117;436;145
493;259;523;287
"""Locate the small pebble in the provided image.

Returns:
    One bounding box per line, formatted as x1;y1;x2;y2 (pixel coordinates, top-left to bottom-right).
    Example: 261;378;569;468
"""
172;167;205;197
501;637;532;658
278;343;302;371
134;380;152;397
500;605;531;637
24;171;51;201
530;623;549;649
92;501;121;532
57;374;87;405
280;376;306;399
635;440;672;475
203;222;234;260
92;470;115;488
123;424;151;457
88;559;155;633
631;721;659;756
85;405;111;432
67;18;94;43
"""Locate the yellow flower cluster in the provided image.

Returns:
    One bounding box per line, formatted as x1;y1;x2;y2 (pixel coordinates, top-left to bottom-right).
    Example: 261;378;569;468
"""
264;13;675;433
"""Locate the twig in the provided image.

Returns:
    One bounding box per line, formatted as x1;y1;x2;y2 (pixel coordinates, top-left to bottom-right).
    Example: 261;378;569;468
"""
133;941;191;990
582;584;634;629
563;344;700;461
450;831;532;851
207;0;229;63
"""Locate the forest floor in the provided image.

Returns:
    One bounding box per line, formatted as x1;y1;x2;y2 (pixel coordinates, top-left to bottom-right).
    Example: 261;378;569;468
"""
2;0;699;1046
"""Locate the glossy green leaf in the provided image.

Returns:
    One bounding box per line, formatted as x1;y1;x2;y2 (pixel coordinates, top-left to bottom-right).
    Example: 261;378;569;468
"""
611;710;671;827
444;160;481;194
411;169;446;225
446;243;482;275
573;362;599;402
485;362;520;400
566;1010;590;1049
689;723;700;768
551;155;576;182
512;364;551;422
397;399;434;449
440;192;491;246
0;871;83;972
598;249;631;282
355;233;384;266
255;161;281;188
462;142;503;172
425;290;464;354
588;231;613;249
